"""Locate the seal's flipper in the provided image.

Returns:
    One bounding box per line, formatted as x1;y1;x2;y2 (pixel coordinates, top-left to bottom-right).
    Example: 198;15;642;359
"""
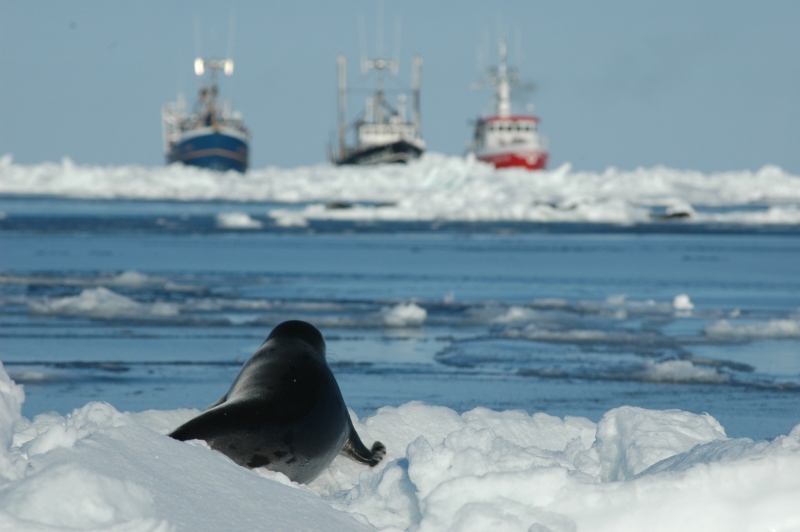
340;422;386;467
169;401;257;442
169;406;234;442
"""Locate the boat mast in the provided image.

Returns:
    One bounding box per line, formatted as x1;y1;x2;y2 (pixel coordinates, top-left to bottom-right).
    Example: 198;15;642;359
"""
194;58;234;123
496;39;511;118
412;55;422;134
337;54;347;159
362;57;395;124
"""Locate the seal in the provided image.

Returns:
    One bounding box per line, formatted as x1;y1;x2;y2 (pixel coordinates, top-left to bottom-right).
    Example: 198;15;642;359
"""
169;320;385;483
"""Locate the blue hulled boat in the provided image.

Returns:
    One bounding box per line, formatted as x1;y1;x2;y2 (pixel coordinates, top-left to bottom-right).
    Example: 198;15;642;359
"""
162;58;249;173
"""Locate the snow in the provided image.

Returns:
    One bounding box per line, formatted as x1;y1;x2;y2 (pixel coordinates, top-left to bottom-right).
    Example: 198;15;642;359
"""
1;364;800;530
0;367;24;481
3;153;800;225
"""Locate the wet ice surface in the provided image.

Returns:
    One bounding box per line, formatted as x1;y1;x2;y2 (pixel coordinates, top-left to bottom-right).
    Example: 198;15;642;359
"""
1;196;799;440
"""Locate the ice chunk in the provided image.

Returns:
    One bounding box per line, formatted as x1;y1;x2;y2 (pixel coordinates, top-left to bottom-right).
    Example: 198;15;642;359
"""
0;362;24;480
27;287;179;319
216;212;263;229
381;302;427;327
705;318;800;338
673;293;694;310
594;406;727;481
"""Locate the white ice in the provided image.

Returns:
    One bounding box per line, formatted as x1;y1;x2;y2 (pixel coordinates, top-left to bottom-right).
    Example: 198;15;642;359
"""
3;153;800;225
1;363;799;531
26;287;179;319
673;293;694;311
216;212;264;229
381;302;427;328
706;317;800;339
636;360;728;384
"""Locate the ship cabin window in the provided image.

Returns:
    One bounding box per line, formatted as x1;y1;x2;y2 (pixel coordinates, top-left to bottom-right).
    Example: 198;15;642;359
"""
487;121;536;134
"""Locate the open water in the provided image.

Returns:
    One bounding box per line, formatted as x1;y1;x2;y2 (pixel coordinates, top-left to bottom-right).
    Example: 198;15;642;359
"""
1;196;798;440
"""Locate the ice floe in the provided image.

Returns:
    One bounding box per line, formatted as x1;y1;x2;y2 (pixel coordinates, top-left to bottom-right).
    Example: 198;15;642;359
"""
215;212;264;229
381;302;427;328
26;287;179;320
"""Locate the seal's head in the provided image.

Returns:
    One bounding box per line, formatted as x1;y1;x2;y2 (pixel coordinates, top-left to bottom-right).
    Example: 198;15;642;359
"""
266;320;326;357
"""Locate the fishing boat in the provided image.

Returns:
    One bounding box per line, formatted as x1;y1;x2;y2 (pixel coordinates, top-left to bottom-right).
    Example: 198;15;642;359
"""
331;54;425;165
162;58;249;173
470;39;548;170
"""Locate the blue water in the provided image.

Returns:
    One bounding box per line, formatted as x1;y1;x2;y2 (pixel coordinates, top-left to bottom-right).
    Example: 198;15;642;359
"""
1;196;799;440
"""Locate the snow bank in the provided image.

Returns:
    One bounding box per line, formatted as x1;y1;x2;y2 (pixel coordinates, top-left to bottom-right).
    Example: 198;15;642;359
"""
0;367;24;481
1;364;799;531
0;365;370;531
3;153;800;225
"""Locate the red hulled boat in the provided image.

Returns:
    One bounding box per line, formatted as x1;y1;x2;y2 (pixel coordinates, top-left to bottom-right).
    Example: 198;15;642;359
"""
470;40;548;170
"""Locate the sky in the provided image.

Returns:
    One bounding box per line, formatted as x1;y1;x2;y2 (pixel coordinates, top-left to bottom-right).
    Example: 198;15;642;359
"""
1;0;799;173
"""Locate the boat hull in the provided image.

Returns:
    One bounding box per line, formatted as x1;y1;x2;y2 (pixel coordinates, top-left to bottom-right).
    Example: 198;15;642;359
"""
476;149;548;170
167;130;249;173
336;140;423;166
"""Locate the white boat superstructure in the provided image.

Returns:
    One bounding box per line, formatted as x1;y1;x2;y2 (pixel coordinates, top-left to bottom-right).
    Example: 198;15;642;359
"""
333;52;425;165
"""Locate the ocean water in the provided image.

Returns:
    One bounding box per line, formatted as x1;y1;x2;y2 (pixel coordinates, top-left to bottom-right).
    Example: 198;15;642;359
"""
1;196;799;441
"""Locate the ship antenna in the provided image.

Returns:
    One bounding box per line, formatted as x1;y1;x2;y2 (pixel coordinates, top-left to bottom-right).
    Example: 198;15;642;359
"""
360;1;396;125
337;55;347;160
496;38;511;117
226;11;236;65
392;17;402;76
194;15;202;61
412;55;422;134
376;0;384;58
358;14;368;73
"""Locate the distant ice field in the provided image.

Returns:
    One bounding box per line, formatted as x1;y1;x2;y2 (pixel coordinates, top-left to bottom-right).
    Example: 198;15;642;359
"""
1;189;799;441
2;152;800;226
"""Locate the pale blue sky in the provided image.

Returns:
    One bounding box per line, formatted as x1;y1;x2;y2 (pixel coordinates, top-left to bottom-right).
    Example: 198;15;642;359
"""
1;0;799;172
